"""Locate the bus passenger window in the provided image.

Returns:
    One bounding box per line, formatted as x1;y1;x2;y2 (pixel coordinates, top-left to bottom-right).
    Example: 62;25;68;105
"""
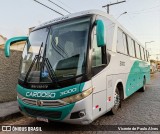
127;36;135;57
117;29;125;54
146;50;149;61
123;33;128;55
135;42;141;59
140;47;145;60
148;52;150;61
143;48;146;61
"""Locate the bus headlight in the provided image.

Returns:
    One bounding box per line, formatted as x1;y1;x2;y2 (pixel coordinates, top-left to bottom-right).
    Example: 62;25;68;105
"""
61;88;93;103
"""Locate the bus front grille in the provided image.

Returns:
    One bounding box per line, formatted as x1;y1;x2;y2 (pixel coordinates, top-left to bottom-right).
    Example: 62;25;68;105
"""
17;93;68;107
24;107;62;119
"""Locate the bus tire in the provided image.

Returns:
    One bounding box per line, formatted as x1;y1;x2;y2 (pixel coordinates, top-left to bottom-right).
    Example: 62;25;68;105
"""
109;87;121;115
139;78;146;92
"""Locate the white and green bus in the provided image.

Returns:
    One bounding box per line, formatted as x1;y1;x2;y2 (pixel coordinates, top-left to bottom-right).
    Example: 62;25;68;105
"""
5;10;150;124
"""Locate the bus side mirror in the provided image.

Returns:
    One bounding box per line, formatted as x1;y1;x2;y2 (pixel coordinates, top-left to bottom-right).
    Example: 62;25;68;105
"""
96;20;106;47
5;36;28;57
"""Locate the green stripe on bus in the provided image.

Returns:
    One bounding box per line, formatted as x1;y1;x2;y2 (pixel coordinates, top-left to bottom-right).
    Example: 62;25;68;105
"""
17;82;85;120
125;60;150;96
17;82;85;100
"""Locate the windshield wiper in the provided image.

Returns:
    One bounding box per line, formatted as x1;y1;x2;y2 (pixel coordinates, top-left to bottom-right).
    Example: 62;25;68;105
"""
44;58;60;87
24;42;43;83
24;42;60;88
39;42;60;87
36;42;43;70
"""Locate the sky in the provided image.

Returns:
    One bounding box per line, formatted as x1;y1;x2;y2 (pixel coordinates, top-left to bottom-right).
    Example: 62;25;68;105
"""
0;0;160;59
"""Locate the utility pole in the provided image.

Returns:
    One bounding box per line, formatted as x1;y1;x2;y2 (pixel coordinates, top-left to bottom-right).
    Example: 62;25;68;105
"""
102;1;126;14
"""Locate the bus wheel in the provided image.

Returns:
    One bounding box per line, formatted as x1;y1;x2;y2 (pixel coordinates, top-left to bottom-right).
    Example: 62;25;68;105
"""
109;87;121;115
139;78;146;92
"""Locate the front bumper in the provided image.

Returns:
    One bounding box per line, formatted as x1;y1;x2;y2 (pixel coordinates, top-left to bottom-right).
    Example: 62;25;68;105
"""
18;94;93;124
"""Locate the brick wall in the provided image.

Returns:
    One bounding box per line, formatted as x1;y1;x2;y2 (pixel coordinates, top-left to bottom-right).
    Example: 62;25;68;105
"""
0;49;22;103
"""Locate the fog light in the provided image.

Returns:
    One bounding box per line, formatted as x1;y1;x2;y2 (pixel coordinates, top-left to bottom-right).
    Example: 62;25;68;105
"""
79;111;86;118
70;110;86;119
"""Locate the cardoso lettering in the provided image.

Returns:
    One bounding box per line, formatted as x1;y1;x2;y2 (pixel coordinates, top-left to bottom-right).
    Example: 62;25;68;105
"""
26;92;56;98
60;88;77;96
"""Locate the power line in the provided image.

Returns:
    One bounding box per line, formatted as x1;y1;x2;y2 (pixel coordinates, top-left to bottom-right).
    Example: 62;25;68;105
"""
48;0;71;14
128;9;160;15
54;0;75;12
33;0;64;16
129;4;160;14
120;0;160;15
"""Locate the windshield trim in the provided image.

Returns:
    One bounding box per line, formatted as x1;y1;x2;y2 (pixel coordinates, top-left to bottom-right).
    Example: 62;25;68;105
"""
32;15;93;33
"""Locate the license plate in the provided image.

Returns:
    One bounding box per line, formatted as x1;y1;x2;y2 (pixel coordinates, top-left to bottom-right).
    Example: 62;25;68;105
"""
37;117;48;123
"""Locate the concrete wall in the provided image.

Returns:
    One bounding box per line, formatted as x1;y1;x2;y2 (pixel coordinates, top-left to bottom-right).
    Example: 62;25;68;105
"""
0;49;22;103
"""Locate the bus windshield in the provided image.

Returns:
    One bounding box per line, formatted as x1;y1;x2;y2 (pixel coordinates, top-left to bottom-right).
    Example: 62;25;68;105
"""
19;17;90;84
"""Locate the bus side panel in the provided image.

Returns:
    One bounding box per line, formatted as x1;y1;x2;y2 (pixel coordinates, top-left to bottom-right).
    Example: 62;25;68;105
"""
91;70;107;119
105;51;133;100
106;74;127;110
106;75;114;110
125;60;150;97
92;90;106;119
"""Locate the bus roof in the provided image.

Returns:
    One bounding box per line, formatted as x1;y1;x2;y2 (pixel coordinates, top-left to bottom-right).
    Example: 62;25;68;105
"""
33;9;114;30
33;9;146;50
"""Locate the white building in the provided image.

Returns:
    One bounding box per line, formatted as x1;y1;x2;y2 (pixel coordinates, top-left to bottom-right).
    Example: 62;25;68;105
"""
0;35;7;45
